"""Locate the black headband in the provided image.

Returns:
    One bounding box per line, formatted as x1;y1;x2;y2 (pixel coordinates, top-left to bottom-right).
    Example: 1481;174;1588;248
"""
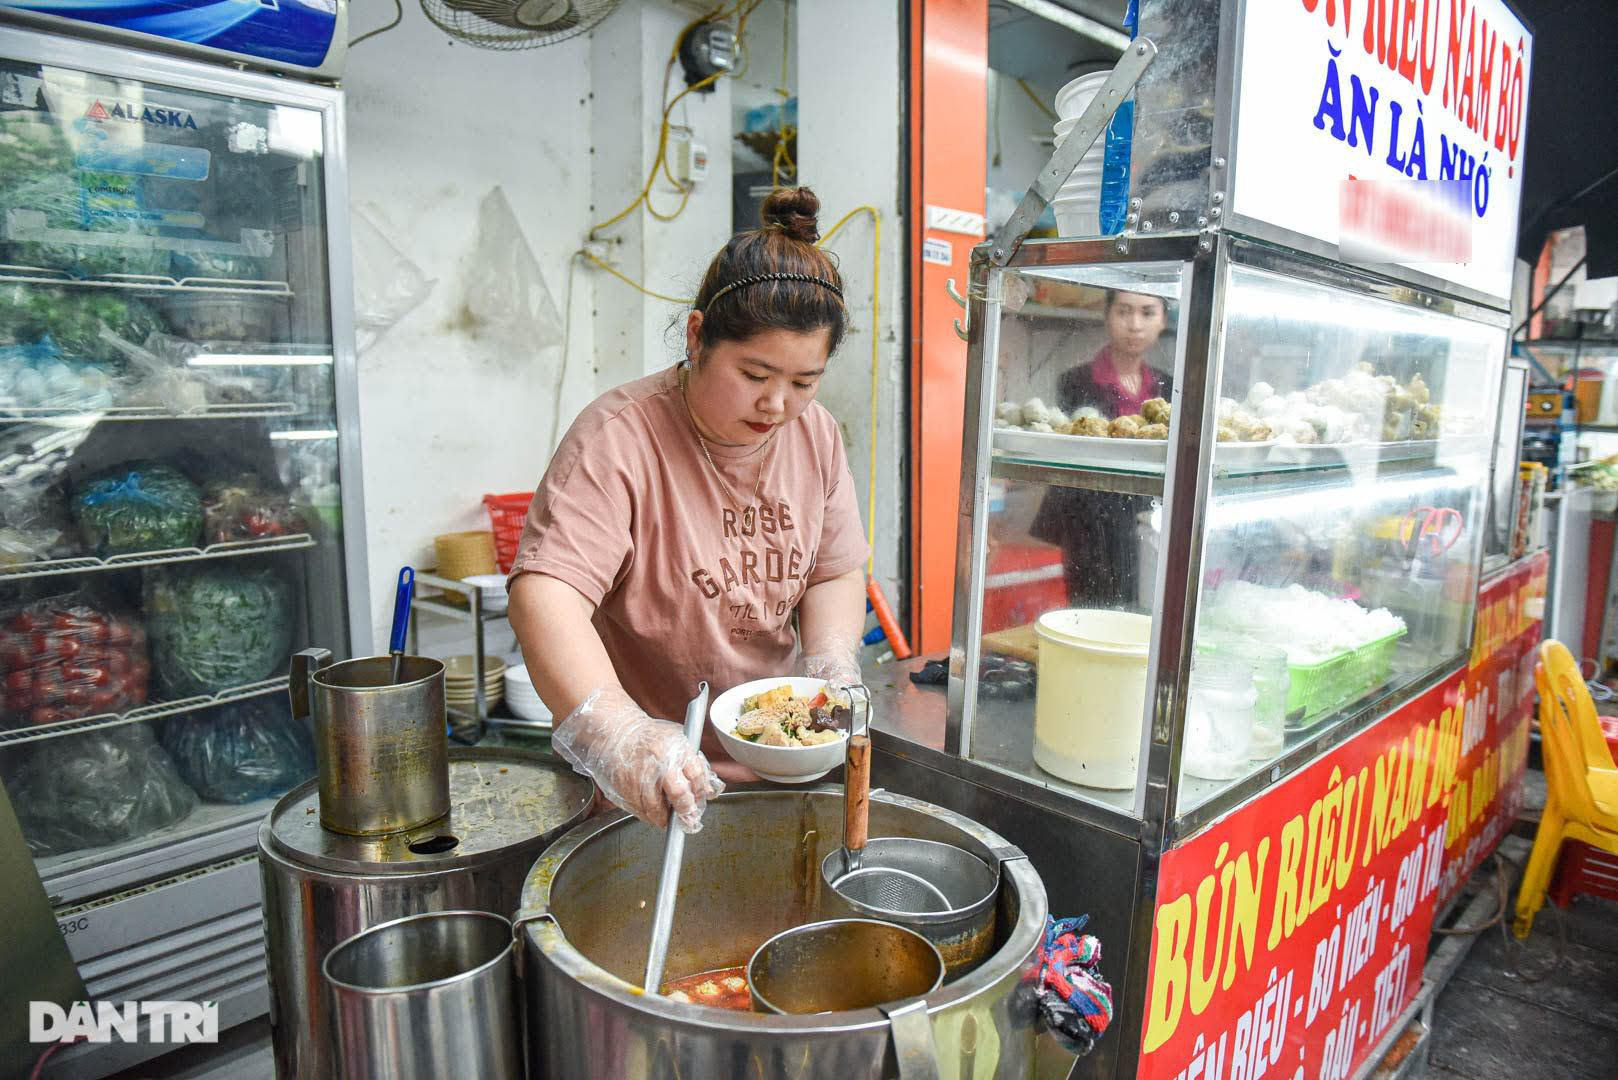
703;272;845;312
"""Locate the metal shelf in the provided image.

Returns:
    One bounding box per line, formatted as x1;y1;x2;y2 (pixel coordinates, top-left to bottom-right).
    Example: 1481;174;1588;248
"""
0;263;293;298
411;592;509;623
0;401;298;425
0;533;316;582
0;677;286;747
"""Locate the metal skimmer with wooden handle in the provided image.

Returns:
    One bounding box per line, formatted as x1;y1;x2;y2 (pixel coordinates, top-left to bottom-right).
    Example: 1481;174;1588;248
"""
828;688;950;913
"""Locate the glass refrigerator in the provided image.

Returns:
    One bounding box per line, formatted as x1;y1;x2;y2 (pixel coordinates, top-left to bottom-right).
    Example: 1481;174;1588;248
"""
0;19;365;1075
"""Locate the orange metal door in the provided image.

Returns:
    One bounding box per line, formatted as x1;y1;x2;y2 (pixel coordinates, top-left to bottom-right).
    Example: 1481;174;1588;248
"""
909;0;987;654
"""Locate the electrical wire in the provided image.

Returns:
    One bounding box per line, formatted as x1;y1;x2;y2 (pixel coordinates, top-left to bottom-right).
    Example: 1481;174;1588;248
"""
579;249;692;305
350;0;403;48
591;0;766;239
1016;76;1059;121
821;205;882;574
550;250;584;456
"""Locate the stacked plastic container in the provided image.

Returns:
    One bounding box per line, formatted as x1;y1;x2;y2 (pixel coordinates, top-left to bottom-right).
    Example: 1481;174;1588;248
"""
1049;72;1109;237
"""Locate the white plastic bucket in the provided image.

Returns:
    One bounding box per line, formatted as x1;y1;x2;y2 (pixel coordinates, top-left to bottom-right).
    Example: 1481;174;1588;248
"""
1033;609;1153;789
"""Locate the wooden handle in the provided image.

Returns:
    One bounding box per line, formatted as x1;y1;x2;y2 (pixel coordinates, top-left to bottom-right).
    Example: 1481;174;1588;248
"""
845;735;871;852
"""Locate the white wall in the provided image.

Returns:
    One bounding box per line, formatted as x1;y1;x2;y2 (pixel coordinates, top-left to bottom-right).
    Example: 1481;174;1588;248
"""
343;14;596;650
589;0;736;388
798;0;907;622
342;0;907;654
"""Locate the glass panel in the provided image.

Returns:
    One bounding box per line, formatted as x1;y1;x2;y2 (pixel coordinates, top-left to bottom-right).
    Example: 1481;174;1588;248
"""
0;60;338;873
965;262;1186;816
1177;264;1503;816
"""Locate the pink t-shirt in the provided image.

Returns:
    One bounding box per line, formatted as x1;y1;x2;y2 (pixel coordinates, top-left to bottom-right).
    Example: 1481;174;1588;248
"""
510;366;869;746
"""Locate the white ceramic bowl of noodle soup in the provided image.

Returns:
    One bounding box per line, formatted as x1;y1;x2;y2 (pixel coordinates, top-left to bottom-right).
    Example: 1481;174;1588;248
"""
710;676;850;784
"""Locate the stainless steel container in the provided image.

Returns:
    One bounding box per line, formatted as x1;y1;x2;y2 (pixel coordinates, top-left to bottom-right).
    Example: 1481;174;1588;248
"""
822;836;1005;976
324;910;522;1080
520;787;1049;1080
260;747;593;1079
300;650;451;835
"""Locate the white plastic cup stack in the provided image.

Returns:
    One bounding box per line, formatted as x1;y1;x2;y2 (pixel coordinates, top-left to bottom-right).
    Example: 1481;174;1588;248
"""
1050;72;1110;236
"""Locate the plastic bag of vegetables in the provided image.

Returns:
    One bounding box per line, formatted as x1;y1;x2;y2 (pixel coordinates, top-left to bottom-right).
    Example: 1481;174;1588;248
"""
0;284;164;365
144;562;293;695
0;594;150;728
3;171;172;279
160;697;314;803
73;463;204;556
7;724;197;856
202;474;306;543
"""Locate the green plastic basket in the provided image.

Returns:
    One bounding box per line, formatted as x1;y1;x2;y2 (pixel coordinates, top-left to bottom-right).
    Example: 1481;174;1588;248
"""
1284;628;1407;727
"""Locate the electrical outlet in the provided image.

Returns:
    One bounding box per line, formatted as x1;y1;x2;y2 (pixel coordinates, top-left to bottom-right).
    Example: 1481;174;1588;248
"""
673;136;710;185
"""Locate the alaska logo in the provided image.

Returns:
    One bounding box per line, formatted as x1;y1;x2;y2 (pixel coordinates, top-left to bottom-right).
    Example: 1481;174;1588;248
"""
85;99;199;130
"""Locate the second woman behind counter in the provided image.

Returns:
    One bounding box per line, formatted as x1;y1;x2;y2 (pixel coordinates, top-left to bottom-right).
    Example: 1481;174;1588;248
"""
1031;288;1173;608
507;187;870;835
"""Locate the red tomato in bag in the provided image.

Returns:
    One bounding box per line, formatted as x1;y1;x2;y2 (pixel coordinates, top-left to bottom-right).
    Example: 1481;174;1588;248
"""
29;705;66;727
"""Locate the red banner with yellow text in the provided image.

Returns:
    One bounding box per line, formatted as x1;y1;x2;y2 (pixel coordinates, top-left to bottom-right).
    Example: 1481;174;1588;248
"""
1140;673;1476;1080
1437;551;1549;907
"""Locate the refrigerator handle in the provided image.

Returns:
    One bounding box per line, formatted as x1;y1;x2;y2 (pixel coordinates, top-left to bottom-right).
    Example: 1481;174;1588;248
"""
290;647;333;728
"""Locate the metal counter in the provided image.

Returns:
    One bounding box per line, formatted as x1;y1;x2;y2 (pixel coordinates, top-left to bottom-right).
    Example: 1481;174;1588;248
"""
864;658;1142;1080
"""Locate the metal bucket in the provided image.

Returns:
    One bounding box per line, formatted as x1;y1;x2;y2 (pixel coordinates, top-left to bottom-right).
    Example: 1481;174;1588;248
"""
324;910;522;1080
260;747;593;1079
519;787;1049;1080
296;648;450;835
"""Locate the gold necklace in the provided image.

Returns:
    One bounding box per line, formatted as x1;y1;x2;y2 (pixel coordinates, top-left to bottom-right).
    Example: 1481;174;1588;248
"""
679;363;776;514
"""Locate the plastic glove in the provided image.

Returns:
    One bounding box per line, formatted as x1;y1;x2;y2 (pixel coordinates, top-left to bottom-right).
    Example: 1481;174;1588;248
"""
552;687;724;832
799;634;863;695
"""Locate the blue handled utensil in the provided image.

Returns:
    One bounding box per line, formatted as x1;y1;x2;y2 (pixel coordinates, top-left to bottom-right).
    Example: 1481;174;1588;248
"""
389;567;415;684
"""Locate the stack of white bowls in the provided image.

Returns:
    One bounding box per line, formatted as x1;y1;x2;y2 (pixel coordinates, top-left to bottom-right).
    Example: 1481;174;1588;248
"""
444;654;505;713
460;573;508;614
502;664;552;725
1050;71;1109;236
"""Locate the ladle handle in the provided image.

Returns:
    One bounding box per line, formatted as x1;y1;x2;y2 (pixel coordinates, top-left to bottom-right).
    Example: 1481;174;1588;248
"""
845;734;871;853
642;681;709;994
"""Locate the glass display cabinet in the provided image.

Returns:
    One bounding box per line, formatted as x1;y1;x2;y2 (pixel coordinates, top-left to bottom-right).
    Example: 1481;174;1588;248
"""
872;2;1530;1078
948;235;1504;835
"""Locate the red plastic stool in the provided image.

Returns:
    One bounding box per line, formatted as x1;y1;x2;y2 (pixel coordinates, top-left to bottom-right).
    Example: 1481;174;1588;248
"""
1548;714;1618;908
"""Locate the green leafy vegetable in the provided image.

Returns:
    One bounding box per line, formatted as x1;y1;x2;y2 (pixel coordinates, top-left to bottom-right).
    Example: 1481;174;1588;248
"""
144;563;293;695
73;463;203;556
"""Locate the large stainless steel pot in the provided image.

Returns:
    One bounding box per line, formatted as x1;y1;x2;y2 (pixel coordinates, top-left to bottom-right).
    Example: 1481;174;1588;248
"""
260;747;593;1079
520;787;1049;1079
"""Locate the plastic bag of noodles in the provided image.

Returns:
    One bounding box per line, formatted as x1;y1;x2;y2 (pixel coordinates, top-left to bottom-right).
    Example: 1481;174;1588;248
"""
144;562;293;696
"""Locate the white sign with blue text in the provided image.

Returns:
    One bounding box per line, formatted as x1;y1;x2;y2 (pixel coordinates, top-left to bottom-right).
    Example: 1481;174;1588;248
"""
1230;0;1532;302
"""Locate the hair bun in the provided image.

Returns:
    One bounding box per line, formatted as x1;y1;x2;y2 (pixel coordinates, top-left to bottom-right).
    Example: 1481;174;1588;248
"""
760;186;822;243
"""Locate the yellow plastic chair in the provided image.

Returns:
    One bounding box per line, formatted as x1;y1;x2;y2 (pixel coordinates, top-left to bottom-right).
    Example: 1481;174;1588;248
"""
1513;640;1618;938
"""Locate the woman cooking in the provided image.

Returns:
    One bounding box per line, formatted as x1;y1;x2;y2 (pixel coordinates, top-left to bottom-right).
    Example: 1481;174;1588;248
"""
507;188;869;836
1031;288;1173;607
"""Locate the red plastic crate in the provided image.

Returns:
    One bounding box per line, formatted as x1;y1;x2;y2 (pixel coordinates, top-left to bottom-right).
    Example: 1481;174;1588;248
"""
1548;714;1618;908
483;492;533;574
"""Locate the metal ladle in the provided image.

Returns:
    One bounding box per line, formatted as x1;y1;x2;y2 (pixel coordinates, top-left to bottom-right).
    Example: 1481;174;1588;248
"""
642;681;709;993
826;687;950;914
